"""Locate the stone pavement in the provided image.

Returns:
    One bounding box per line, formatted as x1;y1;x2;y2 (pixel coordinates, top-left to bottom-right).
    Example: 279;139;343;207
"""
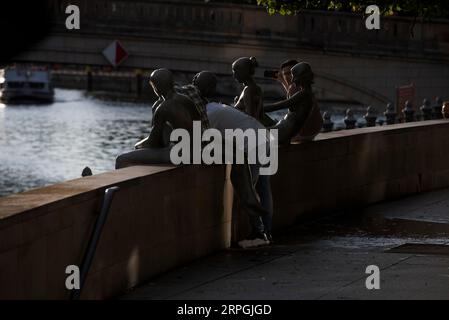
121;187;449;300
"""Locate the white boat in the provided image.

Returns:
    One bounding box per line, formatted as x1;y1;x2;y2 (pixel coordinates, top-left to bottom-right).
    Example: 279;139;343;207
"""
0;67;54;104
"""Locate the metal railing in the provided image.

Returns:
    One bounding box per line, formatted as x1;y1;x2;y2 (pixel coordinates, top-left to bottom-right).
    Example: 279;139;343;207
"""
70;186;120;300
322;97;446;132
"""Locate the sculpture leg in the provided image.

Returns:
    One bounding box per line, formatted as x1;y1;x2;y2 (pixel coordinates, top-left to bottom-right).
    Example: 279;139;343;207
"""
230;163;266;235
255;174;273;235
115;146;173;169
271;117;296;145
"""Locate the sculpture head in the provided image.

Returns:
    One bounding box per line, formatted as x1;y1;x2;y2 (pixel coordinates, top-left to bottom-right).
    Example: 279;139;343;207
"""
280;59;298;86
291;62;314;87
232;56;258;84
149;68;174;98
192;71;217;98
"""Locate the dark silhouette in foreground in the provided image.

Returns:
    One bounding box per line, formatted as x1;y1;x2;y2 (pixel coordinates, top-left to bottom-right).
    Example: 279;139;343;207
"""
195;71;273;248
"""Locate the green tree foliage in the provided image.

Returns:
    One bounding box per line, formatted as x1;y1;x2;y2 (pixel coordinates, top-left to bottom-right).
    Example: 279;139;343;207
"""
256;0;449;19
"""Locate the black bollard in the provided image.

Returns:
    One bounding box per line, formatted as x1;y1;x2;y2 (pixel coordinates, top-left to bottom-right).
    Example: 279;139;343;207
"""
420;98;432;120
81;167;93;177
135;69;142;97
443;101;449;119
364;106;377;127
344;108;357;129
402;100;415;122
432;97;443;119
322;112;334;132
86;66;92;92
384;103;397;125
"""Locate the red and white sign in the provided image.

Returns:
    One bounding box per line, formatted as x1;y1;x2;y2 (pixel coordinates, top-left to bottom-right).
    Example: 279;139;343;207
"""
102;40;129;67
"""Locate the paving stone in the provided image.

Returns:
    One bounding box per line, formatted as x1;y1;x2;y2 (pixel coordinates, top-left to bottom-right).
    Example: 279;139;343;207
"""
122;187;449;300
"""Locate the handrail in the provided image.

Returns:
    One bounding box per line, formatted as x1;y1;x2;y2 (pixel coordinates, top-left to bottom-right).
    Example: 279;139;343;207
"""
70;186;120;300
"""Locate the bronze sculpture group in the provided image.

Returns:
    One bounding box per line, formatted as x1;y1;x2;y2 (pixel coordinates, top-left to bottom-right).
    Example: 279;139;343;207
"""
115;57;322;248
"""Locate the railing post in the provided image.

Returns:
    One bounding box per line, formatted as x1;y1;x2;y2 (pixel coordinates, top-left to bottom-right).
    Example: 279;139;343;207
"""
443;101;449;119
322;112;334;132
81;167;93;177
344;108;356;129
402;100;415;122
135;69;142;97
433;97;443;119
71;186;120;300
384;102;396;125
364;106;377;127
420;98;432;120
86;66;92;92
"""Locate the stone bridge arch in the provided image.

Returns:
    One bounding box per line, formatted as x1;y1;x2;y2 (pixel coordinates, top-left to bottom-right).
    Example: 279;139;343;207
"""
258;71;391;109
313;72;391;109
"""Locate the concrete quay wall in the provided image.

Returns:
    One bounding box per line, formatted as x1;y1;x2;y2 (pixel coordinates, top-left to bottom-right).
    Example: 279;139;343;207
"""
0;120;448;299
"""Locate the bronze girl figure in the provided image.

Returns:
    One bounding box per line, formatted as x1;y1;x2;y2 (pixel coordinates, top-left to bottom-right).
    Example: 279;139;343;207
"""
264;62;320;144
232;56;264;122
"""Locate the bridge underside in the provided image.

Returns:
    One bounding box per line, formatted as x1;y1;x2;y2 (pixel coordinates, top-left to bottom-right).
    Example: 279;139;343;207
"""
7;0;449;109
12;30;447;110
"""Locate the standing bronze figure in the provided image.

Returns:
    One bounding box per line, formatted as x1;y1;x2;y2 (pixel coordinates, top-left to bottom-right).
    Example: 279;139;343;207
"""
232;56;264;122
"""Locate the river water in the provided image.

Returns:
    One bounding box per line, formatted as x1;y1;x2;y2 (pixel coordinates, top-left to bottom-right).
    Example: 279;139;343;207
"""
0;89;151;197
0;88;370;198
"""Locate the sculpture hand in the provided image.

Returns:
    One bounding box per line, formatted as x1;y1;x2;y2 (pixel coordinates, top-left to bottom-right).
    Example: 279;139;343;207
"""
134;136;150;149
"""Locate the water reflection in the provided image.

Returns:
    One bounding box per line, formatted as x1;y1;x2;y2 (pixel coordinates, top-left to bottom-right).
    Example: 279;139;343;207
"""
0;89;374;197
0;89;151;197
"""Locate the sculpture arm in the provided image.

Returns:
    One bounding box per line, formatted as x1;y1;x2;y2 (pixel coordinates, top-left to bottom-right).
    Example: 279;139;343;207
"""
134;136;149;149
135;99;165;148
146;104;167;148
234;94;245;112
276;71;289;93
264;91;301;112
151;98;163;125
242;87;255;116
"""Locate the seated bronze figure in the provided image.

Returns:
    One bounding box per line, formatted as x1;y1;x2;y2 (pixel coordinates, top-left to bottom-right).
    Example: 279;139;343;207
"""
264;62;321;144
116;68;201;168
